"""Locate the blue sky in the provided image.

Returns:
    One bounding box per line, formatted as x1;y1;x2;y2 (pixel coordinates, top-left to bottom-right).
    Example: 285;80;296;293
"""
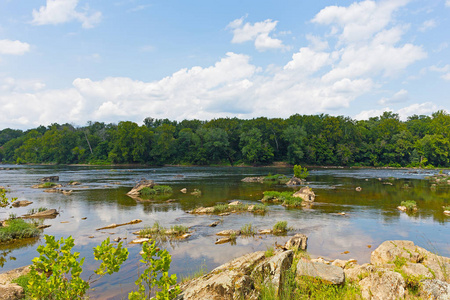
0;0;449;129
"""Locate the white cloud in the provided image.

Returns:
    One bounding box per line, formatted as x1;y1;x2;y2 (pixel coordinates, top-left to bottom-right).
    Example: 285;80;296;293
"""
378;89;409;105
0;39;30;55
312;0;410;44
0;1;431;129
419;19;436;32
429;64;450;80
446;0;450;7
355;102;438;120
442;73;450;81
0;77;45;92
227;17;287;51
32;0;102;28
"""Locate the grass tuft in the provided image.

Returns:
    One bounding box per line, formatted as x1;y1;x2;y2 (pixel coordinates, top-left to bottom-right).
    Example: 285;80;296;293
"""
273;221;288;233
262;191;302;207
400;200;417;211
240;223;256;236
0;219;40;243
139;185;173;197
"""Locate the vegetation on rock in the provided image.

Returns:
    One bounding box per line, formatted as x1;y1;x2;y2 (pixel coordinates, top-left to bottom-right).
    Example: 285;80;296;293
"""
0;219;40;243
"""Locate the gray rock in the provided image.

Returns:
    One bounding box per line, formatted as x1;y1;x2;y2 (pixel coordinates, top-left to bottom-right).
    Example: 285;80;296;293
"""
216;230;240;236
296;259;345;285
0;284;24;300
28;209;59;218
252;250;294;296
0;266;30;285
40;176;59;182
126;179;155;196
241;177;264;183
284;234;308;251
359;270;405;300
420;279;450;300
344;263;375;282
292;187;315;203
286;177;303;186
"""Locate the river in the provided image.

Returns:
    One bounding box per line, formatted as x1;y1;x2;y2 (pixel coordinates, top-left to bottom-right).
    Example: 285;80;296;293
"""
0;165;449;299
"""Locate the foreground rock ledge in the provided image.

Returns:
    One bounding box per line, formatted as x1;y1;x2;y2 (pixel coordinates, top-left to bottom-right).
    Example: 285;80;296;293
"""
177;239;450;300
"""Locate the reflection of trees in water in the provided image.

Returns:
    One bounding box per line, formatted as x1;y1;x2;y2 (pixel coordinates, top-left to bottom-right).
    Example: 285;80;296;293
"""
0;237;39;268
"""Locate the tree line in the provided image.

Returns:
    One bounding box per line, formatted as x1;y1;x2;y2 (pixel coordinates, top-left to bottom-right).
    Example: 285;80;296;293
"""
1;111;449;167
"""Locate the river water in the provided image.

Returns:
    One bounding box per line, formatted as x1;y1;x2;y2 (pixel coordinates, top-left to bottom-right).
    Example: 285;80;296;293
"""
1;165;449;299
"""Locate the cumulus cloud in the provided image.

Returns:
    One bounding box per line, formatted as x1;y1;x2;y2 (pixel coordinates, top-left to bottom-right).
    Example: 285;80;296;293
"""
32;0;102;28
0;39;30;55
227;17;287;51
446;0;450;7
378;89;409;105
0;0;431;129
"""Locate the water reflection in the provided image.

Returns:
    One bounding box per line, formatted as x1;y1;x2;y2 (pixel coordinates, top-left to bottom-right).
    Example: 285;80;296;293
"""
0;165;449;299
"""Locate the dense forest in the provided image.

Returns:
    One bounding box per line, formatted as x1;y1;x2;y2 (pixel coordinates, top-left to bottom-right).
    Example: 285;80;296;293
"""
1;111;450;167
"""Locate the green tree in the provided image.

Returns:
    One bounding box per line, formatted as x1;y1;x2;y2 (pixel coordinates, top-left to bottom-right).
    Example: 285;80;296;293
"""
282;125;306;164
240;128;274;164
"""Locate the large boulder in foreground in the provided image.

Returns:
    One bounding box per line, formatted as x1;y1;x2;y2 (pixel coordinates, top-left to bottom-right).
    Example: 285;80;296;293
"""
284;234;308;251
371;240;450;282
0;266;30;300
419;279;450;300
359;270;405;300
127;179;155;196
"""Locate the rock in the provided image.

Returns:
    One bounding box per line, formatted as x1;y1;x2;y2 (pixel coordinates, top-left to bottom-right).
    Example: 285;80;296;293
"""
331;259;357;269
180;188;187;193
284;234;308;251
296;259;345;285
216;230;240;236
215;237;233;244
228;201;241;206
0;284;24;300
401;262;433;279
113;237;121;242
371;240;450;282
420;279;450;300
444;210;450;216
219;213;230;216
247;205;255;211
258;229;272;234
355;187;362;192
192;207;215;214
311;258;330;265
0;266;30;285
130;238;149;244
69;181;81;185
241;177;264;183
11;200;32;207
179;233;191;240
127;179;155;196
209;221;220;227
37;224;51;229
41;176;59;182
177;251;266;300
344;263;376;282
359;270;405;300
292;186;315;203
191;189;202;196
286;177;303;186
96;219;142;230
27;209;59;218
252;250;293;296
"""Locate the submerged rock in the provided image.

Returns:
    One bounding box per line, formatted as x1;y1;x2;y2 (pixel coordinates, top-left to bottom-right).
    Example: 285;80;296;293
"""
241;177;264;183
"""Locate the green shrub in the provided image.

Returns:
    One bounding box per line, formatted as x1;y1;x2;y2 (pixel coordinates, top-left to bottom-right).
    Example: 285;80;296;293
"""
401;200;417;211
265;247;274;258
443;206;450;211
240;223;256;236
263;174;290;184
12;274;31;295
273;221;288;233
262;191;302;207
0;219;40;243
140;185;173;196
42;182;58;188
293;165;309;179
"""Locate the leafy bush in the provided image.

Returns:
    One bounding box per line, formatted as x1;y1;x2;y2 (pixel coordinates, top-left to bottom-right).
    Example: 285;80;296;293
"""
0;188;16;208
128;240;181;299
0;219;40;243
27;235;128;300
401;200;417;211
293;165;309;179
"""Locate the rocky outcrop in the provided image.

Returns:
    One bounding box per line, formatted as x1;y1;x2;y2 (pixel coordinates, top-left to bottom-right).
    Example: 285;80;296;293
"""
0;266;30;300
126;179;155;196
241;177;264;183
40;176;59;182
292;186;315;204
419;279;450;300
23;209;59;218
284;234;308;251
359;270;405;300
297;259;345;285
286;177;303;186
